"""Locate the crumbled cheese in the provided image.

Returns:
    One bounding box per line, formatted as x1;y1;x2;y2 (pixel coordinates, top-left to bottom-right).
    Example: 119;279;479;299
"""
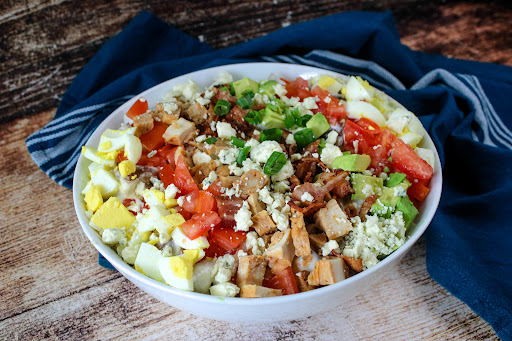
343;212;406;269
320;143;342;168
209;282;240;297
177;196;185;207
165;184;180;200
285;134;296;145
271;160;294;181
212;254;236;284
210;121;217;132
321;240;340;256
291;153;302;162
234;201;253;232
202;171;217;190
393;186;407;197
353;140;359;154
229;163;244;176
102;228;127;245
162;101;179;114
147;150;157;158
324;96;332;103
218;147;238;164
361;184;375;197
273;83;287;97
246;231;266;255
196;135;207;143
312;153;319;158
216;122;237;140
211;71;233;86
150;177;165;191
272;209;290;231
272;180;290;193
300;192;314;203
303;97;318;110
250;141;283;164
281;96;300;107
192;150;212;165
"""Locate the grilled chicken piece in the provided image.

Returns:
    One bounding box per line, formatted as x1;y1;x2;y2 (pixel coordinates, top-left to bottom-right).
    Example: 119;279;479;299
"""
295;270;314;292
341;255;363;273
264;229;295;273
163;118;196;145
133;112;154;136
314;199;352;240
154;102;181;125
240;285;282;298
235;169;269;198
308;233;327;254
251;210;277;236
236;255;268;287
184;102;208;125
247;193;265;215
307;257;346;286
290;210;311;257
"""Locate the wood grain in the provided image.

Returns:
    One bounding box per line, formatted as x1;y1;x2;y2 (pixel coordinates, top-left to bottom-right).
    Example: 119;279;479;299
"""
1;0;511;123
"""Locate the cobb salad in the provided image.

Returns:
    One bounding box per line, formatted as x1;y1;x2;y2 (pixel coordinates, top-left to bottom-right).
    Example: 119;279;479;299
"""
81;71;435;298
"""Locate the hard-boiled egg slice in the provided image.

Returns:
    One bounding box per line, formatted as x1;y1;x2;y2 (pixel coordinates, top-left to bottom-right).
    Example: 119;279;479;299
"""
83;168;119;198
99;128;142;164
414;147;435;170
316;75;343;95
346;101;386;127
346;76;372;102
171;227;210;250
134;242;164;282
399;132;422;149
81;146;116;169
159;255;194;291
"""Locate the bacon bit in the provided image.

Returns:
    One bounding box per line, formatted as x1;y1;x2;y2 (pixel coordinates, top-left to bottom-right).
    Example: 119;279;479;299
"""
291;171;349;204
359;194;379;221
288;201;326;216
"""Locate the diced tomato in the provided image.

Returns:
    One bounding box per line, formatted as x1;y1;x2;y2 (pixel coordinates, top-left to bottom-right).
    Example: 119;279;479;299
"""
137;150;167;167
209;226;247;251
174;156;199;193
310;86;330;100
139;121;169;151
176;206;193;221
195;191;216;213
391;139;433;180
343;120;372;154
206;180;223;196
181;211;221;240
367;145;390;174
204;237;230;258
265;267;299;295
356;118;381;137
285;77;312;100
126;97;148;119
379;128;397;149
158;164;175;188
408;181;430;201
215;197;243;221
325;100;347;124
181;190;199;213
116;152;128;163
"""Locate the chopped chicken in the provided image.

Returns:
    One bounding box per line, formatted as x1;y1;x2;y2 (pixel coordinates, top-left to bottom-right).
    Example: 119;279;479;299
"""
247;193;265;215
163;118;196;145
240;285;283;298
295;270;314;292
341;255;363;273
264;229;295;273
308;233;327;254
154;102;180;124
290;210;311;257
236;255;268;287
185;102;208;125
314;199;352;240
251;210;277;236
235;170;269;198
307;257;346;286
133;112;154;136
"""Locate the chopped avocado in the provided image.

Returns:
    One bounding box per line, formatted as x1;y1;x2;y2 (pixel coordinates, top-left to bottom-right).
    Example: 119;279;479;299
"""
385;172;407;187
396;196;418;228
306;113;330;138
351;174;383;200
232;77;259;98
260;80;278;97
370;187;399;218
342;151;351;156
261;107;285;129
333;154;371;172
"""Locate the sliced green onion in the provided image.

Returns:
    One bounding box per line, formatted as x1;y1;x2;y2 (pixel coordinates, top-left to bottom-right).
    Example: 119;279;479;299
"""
294;128;316;149
228;83;236;96
296;114;313;127
263;152;287;176
236;92;254;109
260;128;283;142
231;136;245;148
220;86;229;92
283;108;296;129
245;110;262;125
237;146;251;165
318;138;326;154
266;102;279;112
383;166;390;173
214;100;231;116
205;137;217;144
388;156;393;162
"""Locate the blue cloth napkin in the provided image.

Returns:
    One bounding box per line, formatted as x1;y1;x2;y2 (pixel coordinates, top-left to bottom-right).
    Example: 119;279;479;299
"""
26;10;512;339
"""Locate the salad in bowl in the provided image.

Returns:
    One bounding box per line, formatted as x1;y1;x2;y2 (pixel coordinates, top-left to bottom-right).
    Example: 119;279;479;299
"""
78;66;437;301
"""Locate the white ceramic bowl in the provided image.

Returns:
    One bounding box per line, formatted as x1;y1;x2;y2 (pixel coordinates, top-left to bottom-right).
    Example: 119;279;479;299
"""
73;63;442;322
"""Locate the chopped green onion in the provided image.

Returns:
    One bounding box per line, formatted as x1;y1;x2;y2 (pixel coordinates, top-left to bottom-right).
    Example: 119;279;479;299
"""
245;110;263;125
263;152;287;176
237;146;251;165
266;102;279;112
231;136;245;148
241;89;254;96
228;83;236;96
388;156;393;162
283;108;297;129
220;86;229;92
214;100;231;116
205;137;217;144
296;114;313;127
383;166;390;173
294;128;316;149
260;128;283;142
236;92;254;109
318;138;326;154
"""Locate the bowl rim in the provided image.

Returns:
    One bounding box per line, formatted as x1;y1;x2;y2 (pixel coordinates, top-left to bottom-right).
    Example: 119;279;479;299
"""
73;62;443;306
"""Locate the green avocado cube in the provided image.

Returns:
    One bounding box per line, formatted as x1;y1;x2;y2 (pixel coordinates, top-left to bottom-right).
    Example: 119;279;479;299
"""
351;174;383;200
333;154;371;172
396;196;418;228
370;187;399;218
306;113;330;139
232;77;259;98
261;107;285;129
385;172;407;187
342;151;351;156
260;80;278;97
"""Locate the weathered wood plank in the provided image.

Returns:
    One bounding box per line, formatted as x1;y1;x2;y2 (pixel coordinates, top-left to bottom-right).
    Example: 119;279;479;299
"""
1;1;511;123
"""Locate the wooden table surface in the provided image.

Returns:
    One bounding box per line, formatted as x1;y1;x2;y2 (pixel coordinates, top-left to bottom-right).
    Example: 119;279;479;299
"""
1;1;510;340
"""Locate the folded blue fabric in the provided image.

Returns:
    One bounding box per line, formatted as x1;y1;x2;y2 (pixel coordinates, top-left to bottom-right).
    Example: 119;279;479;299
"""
26;10;512;339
